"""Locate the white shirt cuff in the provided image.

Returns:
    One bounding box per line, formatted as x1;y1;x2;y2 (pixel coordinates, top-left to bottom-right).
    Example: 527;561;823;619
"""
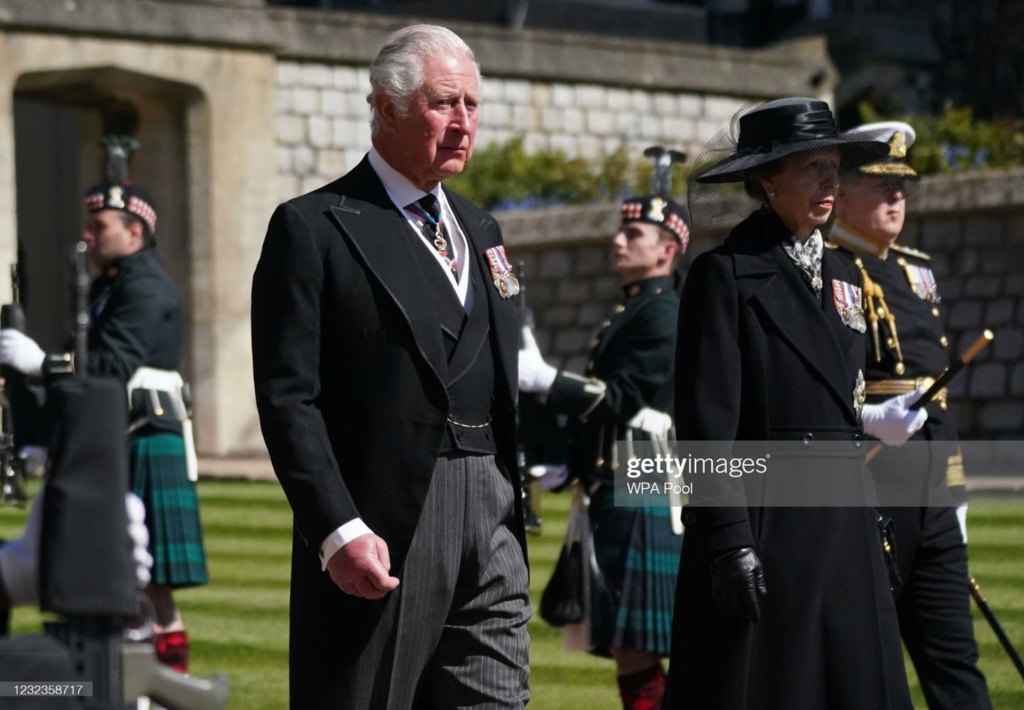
319;518;373;572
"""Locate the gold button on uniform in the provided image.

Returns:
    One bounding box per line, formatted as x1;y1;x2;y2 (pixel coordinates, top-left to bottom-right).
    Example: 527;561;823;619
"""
932;307;940;317
940;335;949;347
614;304;626;313
602;320;612;328
894;363;906;375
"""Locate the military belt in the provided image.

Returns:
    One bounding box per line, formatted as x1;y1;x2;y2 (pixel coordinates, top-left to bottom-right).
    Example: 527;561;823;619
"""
864;378;947;407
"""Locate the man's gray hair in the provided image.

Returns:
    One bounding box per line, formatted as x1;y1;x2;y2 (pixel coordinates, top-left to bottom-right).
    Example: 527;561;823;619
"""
367;24;481;136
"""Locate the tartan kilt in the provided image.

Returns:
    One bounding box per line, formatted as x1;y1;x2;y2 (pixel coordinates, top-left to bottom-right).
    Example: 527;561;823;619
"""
129;431;209;588
588;484;682;657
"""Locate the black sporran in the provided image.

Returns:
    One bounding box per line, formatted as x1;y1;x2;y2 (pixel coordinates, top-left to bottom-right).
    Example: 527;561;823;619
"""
540;487;589;626
539;536;586;626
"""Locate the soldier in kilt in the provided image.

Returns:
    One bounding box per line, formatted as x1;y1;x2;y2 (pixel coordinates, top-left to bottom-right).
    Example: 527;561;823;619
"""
519;192;689;710
0;139;208;672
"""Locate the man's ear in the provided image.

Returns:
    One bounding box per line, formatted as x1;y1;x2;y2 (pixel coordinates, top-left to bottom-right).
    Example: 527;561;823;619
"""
660;238;679;265
128;219;146;248
375;93;399;132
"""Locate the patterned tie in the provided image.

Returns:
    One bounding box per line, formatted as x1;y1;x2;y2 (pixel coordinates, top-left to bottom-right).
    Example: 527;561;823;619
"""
408;194;458;278
782;230;824;295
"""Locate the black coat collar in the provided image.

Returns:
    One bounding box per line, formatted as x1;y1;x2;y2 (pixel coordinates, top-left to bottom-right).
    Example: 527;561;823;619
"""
729;209;859;422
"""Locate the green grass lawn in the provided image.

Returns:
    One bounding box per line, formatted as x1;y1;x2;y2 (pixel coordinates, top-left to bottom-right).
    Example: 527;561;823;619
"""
2;480;1022;709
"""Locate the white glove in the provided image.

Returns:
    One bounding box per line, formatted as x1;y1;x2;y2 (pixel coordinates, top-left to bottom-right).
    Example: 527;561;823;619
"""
956;502;968;544
862;386;929;447
628;407;673;438
0;491;44;606
0;329;45;377
518;326;557;394
529;463;570;491
18;445;49;477
126;492;153;589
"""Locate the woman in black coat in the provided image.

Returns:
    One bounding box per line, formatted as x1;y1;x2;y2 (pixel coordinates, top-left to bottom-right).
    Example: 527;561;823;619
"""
663;98;925;710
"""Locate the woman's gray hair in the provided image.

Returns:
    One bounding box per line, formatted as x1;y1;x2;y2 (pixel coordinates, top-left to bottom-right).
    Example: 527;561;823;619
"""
367;24;482;136
743;158;786;202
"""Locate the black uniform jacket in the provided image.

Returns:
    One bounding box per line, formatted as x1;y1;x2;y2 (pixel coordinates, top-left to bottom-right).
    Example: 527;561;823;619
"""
86;248;185;435
666;208;911;710
251;158;525;664
548;275;678;483
87;248;183;381
834;239;964;508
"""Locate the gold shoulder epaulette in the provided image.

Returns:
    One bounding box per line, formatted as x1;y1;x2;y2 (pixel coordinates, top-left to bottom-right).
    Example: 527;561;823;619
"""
890;243;931;261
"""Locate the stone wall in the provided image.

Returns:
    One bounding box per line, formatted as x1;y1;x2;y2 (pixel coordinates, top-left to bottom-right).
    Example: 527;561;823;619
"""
498;170;1024;454
273;59;756;204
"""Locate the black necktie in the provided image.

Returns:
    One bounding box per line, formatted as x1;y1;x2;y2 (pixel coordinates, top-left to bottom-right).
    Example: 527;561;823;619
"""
410;194;458;278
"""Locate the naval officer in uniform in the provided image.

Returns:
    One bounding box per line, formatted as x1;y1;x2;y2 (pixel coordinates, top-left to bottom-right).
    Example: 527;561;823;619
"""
832;120;992;710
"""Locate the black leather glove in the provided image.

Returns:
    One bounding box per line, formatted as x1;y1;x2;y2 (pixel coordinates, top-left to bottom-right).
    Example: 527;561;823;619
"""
709;547;767;622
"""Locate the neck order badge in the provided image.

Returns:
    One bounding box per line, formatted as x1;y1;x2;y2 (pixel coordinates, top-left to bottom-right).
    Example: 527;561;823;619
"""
408;194;458;277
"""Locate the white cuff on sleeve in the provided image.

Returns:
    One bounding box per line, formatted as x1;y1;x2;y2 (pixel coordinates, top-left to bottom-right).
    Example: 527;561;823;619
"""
319;518;373;572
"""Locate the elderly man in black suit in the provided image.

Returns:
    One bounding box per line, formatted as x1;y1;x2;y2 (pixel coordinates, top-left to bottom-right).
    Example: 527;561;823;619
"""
252;24;530;710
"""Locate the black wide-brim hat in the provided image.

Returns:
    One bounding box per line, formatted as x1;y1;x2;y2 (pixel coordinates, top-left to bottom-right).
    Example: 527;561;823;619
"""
694;98;890;184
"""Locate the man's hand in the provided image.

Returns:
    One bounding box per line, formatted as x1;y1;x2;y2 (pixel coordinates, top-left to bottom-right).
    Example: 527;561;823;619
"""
0;329;44;377
709;547;767;623
326;533;400;600
518;326;557;394
628;407;673;438
862;386;929;446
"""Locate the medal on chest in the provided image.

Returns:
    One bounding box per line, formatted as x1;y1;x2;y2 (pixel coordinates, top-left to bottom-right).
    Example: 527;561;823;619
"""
831;279;866;333
898;258;940;303
484;245;520;299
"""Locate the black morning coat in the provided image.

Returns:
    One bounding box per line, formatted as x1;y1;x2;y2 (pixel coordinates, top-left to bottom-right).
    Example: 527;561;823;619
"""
251;157;525;703
663;208;913;710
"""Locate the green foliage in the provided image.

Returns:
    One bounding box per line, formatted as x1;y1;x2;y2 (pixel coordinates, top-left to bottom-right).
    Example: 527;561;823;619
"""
859;102;1024;175
447;138;689;211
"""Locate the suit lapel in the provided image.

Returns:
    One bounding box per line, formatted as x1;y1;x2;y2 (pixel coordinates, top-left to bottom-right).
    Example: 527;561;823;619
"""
446;188;518;405
327;159;448;388
738;240;858;422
